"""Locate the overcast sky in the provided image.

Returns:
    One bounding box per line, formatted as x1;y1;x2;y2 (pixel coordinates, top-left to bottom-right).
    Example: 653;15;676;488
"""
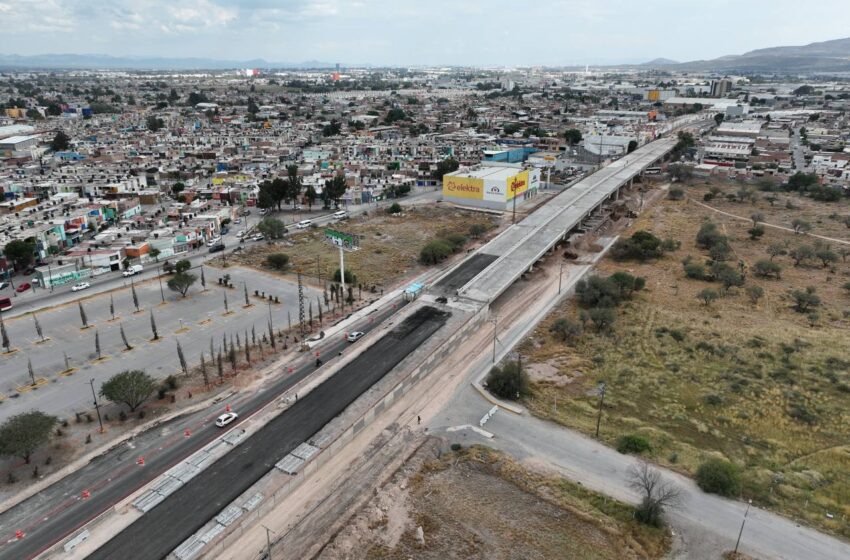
2;0;850;66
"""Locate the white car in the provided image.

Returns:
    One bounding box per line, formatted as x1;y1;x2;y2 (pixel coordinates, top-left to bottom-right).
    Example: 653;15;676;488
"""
296;219;312;229
251;233;264;241
234;218;242;224
236;230;247;238
206;237;222;247
347;331;365;343
71;282;90;292
215;412;238;428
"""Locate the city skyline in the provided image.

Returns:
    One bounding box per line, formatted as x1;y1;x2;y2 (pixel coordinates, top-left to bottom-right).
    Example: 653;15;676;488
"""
2;0;850;66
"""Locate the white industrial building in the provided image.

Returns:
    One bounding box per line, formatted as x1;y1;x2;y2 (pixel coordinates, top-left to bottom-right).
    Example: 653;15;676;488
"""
442;164;541;211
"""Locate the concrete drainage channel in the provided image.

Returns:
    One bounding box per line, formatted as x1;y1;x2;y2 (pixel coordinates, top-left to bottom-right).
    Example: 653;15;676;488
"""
168;299;487;560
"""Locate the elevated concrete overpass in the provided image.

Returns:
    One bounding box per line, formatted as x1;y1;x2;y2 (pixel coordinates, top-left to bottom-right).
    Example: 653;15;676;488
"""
458;136;678;303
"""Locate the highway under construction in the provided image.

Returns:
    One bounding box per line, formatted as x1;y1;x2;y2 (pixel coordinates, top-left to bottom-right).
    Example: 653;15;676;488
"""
25;131;688;560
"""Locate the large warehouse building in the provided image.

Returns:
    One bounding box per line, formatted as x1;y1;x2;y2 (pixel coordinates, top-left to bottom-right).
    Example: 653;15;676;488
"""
441;165;541;210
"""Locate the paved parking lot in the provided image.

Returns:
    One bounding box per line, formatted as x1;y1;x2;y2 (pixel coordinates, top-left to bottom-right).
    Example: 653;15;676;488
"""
0;266;321;421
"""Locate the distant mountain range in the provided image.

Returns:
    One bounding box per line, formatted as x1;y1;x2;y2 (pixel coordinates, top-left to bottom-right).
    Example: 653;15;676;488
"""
0;53;338;70
643;36;850;73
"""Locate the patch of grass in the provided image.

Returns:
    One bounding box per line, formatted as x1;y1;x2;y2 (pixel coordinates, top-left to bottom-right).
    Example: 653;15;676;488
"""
521;181;850;538
224;206;497;287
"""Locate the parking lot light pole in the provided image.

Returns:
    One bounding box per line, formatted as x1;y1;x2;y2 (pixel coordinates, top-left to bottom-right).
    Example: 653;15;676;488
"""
89;378;104;433
157;266;165;303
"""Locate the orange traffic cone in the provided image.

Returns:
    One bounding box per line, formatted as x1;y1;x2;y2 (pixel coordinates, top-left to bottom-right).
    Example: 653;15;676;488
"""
137;456;145;466
81;490;91;499
15;530;24;540
184;429;191;438
225;404;231;412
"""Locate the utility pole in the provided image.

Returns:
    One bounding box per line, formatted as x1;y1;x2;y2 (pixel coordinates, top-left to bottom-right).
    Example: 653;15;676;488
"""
734;499;752;555
90;378;104;433
490;314;498;363
261;524;275;559
595;381;606;439
558;262;565;295
157;266;165;303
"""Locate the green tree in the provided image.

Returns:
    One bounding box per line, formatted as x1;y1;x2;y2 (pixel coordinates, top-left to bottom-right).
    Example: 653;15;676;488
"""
789;244;815;266
588;307;616;331
791;286;820;313
3;239;36;269
420;239;453;264
258;218;286;239
50;131;70;151
713;113;725;126
746;285;764;305
695;459;741;496
697;288;719;306
387;202;402;214
174;259;191;274
257;181;276;210
575;275;623;308
304;184;318;210
617;434;651;454
431;157;460;181
384;107;407;124
791;218;811;234
627;140;638;154
563;128;582;145
485;360;530;400
323;173;348;208
284;165;302;206
549;318;582;343
266;253;290;270
668;164;693;183
167;271;197;297
611;231;664;261
0;411;56;464
753;260;781;279
146;115;165;132
815;247;838;268
100;370;157;412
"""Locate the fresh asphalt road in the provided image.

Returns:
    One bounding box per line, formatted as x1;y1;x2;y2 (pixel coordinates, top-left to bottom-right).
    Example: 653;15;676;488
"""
0;298;409;560
0;266;322;423
88;305;448;560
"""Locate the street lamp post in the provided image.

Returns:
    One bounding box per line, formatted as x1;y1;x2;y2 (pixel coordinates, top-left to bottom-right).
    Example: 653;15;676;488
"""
734;499;753;555
89;378;104;433
157;266;165;303
490;314;498;364
261;524;276;559
595;381;606;439
558;262;565;295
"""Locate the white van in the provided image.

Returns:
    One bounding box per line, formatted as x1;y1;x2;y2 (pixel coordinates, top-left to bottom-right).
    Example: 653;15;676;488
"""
296;219;312;229
333;210;348;221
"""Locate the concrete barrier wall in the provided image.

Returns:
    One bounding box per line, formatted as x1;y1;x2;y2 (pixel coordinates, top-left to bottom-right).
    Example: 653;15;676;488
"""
187;303;488;559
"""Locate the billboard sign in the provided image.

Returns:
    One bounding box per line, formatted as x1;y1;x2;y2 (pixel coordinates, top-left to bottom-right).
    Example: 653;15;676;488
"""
324;228;360;250
506;171;529;200
443;175;483;200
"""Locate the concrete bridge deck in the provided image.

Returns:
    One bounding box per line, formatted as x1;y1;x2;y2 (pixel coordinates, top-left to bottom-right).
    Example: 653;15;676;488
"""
459;136;677;303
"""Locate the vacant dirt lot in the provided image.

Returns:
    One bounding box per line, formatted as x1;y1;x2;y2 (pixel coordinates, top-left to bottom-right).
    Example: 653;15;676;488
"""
319;442;669;560
222;205;499;288
521;180;850;538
